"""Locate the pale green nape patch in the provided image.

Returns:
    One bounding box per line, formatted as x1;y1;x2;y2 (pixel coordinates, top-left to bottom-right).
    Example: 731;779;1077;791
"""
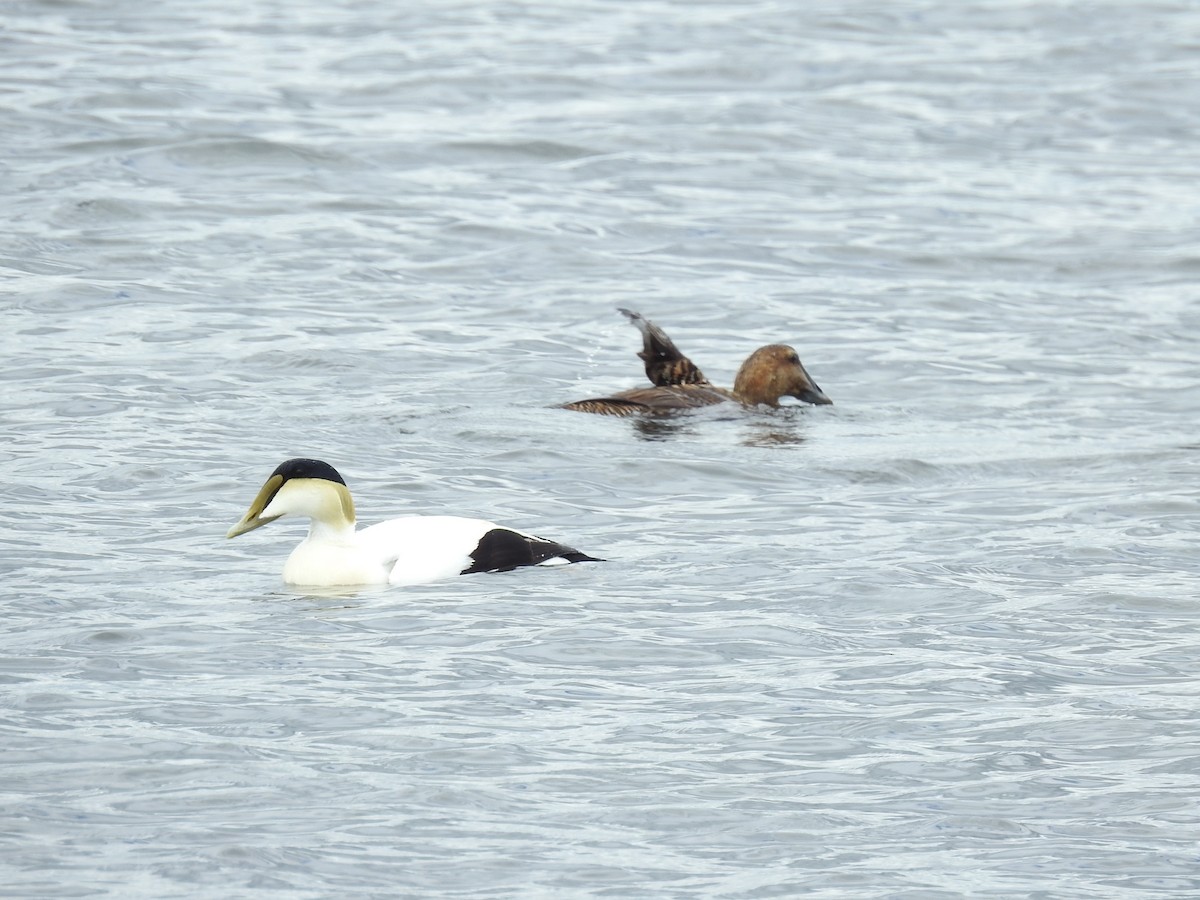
332;481;356;526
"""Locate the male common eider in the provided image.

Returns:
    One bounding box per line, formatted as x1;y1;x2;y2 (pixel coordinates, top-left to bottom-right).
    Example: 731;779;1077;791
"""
563;308;832;416
227;458;601;586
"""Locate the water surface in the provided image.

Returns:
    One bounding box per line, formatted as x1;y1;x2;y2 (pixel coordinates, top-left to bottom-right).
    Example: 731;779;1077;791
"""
3;0;1200;896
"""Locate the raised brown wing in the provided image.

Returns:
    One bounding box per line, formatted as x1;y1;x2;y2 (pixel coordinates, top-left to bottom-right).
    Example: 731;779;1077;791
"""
619;308;710;387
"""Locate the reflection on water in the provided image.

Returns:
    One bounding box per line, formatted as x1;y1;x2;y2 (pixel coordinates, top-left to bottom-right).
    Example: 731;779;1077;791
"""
615;403;818;445
275;584;395;604
629;413;700;442
741;424;809;447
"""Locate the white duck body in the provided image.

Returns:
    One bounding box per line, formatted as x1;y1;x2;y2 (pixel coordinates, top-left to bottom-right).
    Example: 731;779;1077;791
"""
285;513;511;587
227;458;599;588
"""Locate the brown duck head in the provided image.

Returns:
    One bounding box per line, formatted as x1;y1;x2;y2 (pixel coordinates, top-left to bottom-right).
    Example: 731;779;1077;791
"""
732;344;832;407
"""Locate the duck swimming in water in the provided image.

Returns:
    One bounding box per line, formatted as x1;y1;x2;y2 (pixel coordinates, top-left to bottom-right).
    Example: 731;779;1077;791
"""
563;309;832;416
227;458;601;587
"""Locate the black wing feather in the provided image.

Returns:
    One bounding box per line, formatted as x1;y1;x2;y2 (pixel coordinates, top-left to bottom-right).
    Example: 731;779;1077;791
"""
461;528;603;574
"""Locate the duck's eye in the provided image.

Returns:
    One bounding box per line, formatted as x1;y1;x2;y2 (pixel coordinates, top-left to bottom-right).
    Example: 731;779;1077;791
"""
788;352;800;364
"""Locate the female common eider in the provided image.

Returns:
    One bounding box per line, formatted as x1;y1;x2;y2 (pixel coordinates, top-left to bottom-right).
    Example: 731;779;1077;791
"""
563;308;832;416
227;458;601;587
